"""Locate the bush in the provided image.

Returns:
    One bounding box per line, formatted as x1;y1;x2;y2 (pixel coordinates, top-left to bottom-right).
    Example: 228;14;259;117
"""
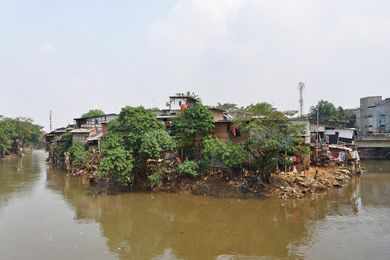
52;132;73;159
177;160;199;177
68;142;93;166
98;147;134;185
148;171;163;188
220;142;246;169
202;136;246;169
140;129;177;159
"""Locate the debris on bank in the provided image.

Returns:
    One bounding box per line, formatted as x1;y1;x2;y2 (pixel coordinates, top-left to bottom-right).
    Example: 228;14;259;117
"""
268;166;360;199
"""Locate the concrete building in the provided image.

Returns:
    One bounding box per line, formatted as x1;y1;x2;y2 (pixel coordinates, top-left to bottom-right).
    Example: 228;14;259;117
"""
358;96;390;132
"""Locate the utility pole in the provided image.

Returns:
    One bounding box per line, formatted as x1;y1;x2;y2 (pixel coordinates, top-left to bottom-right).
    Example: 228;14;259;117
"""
297;82;305;117
316;108;320;163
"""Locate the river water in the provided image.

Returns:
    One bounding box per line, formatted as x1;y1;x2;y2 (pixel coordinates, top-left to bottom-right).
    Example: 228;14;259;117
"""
1;151;390;260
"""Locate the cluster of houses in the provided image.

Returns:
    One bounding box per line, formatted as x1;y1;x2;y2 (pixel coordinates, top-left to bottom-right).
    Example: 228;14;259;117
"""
45;96;247;153
45;95;360;169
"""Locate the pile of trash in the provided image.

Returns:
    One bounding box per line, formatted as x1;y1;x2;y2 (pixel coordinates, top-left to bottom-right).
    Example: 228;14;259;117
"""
269;166;356;199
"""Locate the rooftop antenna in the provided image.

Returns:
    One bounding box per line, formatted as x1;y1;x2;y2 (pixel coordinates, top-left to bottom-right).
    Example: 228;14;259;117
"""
298;82;305;117
49;110;53;132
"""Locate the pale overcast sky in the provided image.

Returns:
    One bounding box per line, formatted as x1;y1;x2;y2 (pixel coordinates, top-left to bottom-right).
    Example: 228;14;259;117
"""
1;0;390;130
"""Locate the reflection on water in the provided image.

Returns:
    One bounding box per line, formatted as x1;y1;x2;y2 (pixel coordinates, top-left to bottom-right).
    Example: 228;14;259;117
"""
1;152;390;259
0;153;40;210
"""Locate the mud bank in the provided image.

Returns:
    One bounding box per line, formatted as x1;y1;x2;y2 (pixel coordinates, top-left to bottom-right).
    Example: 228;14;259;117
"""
159;166;360;199
85;165;361;200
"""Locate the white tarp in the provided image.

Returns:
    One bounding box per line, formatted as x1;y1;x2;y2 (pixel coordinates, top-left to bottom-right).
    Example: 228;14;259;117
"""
337;129;354;139
324;130;336;135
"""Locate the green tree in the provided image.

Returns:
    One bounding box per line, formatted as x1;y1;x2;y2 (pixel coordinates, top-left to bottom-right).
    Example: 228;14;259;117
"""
111;106;163;152
81;109;105;118
239;107;308;183
0;116;43;156
98;131;134;184
309;100;337;125
244;102;274;116
214;103;239;111
310;101;356;128
175;91;202;102
140;129;177;159
202;136;246;169
173;103;214;159
68;142;93;167
98;106;172;185
331;107;357;128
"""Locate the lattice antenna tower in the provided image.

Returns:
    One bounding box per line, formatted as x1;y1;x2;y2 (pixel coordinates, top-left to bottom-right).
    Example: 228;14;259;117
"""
298;82;305;117
50;110;52;132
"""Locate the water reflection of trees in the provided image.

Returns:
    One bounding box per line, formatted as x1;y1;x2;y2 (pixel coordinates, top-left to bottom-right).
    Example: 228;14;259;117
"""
47;171;364;260
0;152;42;211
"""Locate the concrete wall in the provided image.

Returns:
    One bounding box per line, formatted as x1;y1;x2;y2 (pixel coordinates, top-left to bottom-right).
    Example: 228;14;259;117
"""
386;98;390;132
351;108;361;129
360;96;383;132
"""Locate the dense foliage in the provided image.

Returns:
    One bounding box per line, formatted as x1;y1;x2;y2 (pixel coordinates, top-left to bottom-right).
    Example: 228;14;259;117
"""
238;103;309;182
202;136;246;169
0;116;43;156
47;93;315;188
68;142;93;167
140;130;177;159
214;103;239;111
309;100;356;128
81;109;105;118
98;106;175;185
51;132;73;165
177;160;199;177
173;103;214;159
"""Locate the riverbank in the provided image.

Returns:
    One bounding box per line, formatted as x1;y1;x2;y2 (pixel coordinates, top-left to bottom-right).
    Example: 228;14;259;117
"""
84;164;361;200
0;147;34;160
158;165;360;199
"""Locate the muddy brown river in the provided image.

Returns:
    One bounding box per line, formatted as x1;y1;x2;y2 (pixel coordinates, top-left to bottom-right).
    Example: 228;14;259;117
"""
1;151;390;259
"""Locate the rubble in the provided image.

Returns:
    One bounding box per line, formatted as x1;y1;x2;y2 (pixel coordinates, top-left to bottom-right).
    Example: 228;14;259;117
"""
268;166;360;199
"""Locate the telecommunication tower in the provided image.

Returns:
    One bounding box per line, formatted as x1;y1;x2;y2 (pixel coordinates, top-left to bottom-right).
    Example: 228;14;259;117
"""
50;110;52;132
297;82;305;117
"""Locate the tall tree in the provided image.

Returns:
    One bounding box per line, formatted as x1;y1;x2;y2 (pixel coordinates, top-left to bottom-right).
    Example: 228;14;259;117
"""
238;106;308;183
99;106;175;185
81;109;105;118
0;116;43;156
173;103;214;159
175;91;202;102
309;100;356;128
309;100;337;125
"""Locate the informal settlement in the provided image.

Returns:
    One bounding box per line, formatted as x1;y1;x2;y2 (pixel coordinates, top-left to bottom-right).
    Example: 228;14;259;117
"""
46;95;362;199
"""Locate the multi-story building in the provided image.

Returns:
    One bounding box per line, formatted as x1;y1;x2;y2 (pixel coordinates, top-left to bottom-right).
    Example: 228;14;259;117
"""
358;96;390;132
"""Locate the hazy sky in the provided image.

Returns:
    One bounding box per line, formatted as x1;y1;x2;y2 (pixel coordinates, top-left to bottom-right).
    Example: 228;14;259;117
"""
1;0;390;130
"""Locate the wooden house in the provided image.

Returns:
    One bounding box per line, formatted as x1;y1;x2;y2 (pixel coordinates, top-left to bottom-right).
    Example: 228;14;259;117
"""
70;128;97;144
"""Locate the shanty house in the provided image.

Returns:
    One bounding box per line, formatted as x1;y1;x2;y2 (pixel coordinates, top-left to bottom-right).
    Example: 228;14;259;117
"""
70;128;97;144
73;114;118;131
